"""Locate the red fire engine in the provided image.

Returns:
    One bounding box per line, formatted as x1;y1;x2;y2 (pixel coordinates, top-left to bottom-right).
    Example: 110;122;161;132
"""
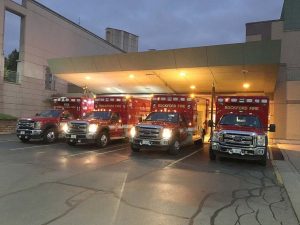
209;96;276;165
53;96;94;119
130;95;209;154
64;96;150;147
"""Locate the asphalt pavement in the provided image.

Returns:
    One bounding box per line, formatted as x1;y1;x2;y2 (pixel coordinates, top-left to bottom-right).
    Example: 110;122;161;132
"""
0;134;298;225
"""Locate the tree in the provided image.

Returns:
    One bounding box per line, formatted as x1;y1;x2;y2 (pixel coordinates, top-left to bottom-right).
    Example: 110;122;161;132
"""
5;49;19;71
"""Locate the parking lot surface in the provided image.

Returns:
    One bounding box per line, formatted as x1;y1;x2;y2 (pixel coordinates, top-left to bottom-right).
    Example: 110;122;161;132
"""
0;135;298;225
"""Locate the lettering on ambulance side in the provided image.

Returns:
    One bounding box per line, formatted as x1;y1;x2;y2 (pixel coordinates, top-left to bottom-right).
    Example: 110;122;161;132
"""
157;104;186;108
97;104;122;108
224;106;260;111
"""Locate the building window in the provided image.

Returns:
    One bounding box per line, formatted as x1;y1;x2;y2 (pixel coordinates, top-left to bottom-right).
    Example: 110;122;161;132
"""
45;66;56;90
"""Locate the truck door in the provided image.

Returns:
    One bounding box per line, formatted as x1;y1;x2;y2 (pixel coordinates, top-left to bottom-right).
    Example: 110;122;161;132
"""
110;113;124;138
179;114;188;141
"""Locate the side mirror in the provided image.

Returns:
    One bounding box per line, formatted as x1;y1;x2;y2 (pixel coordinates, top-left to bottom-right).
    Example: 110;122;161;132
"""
269;124;276;132
208;120;214;128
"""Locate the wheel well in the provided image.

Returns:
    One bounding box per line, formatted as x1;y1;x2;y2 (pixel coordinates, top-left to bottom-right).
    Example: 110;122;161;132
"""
100;127;109;135
43;124;58;132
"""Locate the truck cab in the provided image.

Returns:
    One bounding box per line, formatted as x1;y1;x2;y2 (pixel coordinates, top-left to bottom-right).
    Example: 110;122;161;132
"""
209;96;276;165
64;111;124;147
130;111;189;155
16;109;74;143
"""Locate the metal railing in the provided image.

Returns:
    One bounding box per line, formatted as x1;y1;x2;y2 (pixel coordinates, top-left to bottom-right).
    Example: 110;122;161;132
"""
4;70;19;83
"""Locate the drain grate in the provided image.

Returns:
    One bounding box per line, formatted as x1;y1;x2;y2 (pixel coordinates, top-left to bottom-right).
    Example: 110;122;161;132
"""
270;147;284;160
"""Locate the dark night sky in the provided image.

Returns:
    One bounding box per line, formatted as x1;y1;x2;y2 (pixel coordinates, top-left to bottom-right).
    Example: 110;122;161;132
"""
4;0;284;55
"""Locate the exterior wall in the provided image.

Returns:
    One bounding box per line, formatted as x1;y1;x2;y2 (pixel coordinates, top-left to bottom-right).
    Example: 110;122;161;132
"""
0;0;5;113
0;0;122;117
280;31;300;141
106;28;139;52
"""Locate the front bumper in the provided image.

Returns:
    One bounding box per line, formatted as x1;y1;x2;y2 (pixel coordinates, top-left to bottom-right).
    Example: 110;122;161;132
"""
130;137;171;150
210;142;266;160
65;133;97;144
16;129;43;139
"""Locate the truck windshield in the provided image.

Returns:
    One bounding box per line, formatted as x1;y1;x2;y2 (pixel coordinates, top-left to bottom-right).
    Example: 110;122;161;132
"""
83;111;111;120
145;112;178;123
219;115;262;128
37;110;61;118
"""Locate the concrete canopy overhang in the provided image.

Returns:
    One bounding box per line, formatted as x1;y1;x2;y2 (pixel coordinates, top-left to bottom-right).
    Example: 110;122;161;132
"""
48;40;281;95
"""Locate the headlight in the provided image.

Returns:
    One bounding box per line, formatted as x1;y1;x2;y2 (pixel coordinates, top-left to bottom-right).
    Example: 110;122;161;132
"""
130;127;136;138
34;121;42;129
212;132;223;142
88;124;98;133
257;135;266;146
62;123;69;133
162;128;172;140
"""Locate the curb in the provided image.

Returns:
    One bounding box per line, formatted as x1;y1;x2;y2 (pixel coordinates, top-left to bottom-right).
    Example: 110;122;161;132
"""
270;145;300;223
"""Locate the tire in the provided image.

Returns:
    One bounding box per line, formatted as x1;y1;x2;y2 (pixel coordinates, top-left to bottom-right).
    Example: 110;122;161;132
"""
43;128;57;144
259;148;268;166
67;140;76;146
168;138;180;155
20;137;30;143
131;144;140;152
259;159;267;166
209;148;216;160
194;138;203;146
96;132;109;148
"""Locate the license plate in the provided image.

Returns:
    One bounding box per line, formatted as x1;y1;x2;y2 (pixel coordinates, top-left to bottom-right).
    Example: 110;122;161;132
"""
232;148;241;154
71;135;76;139
20;131;25;135
142;140;150;145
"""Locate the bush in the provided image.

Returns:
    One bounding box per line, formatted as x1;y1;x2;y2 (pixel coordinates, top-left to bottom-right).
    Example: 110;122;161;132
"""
0;113;17;121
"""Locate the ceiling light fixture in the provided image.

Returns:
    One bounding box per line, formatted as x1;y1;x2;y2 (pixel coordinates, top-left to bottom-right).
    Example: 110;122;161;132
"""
129;74;135;79
179;72;186;77
243;83;250;89
85;76;91;80
190;85;196;90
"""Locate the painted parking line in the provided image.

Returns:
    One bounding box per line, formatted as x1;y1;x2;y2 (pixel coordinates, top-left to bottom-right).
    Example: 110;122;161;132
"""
0;140;19;143
9;144;60;151
93;147;128;156
66;143;129;158
165;150;200;168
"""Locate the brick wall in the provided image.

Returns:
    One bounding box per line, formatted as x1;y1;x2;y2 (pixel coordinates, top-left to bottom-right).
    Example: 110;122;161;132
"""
0;120;17;134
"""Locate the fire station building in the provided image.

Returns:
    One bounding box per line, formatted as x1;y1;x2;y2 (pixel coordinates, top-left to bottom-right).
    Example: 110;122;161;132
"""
48;0;300;143
1;0;300;143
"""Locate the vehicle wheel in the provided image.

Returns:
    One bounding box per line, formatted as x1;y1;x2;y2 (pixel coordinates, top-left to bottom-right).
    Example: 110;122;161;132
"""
67;140;76;146
20;137;30;143
131;144;140;152
209;148;216;160
259;149;268;166
194;138;203;146
96;132;109;148
169;138;180;155
43;128;57;144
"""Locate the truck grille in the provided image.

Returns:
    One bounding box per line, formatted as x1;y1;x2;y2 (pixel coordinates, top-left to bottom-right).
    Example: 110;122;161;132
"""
222;133;254;147
137;127;161;139
18;120;34;130
69;122;87;134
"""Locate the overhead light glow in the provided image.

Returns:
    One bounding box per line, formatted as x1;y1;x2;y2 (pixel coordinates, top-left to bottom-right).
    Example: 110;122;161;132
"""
179;72;186;77
85;76;91;80
190;93;195;98
129;74;135;79
243;83;250;89
190;85;196;90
